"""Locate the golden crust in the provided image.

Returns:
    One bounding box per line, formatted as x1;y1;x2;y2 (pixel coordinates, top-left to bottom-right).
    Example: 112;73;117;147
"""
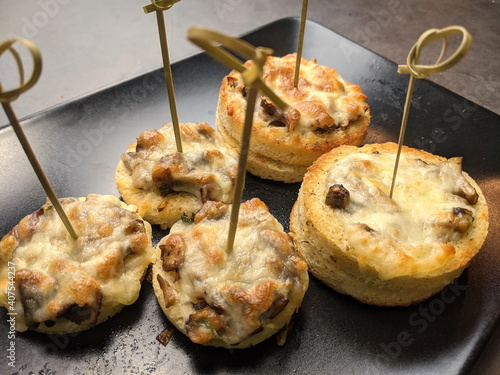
0;194;154;333
115;122;238;229
217;117;307;183
289;142;489;306
152;199;309;348
216;53;370;183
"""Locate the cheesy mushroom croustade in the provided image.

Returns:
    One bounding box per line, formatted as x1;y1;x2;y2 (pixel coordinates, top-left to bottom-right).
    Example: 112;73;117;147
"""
152;198;309;348
0;194;154;333
216;53;370;183
290;143;489;306
115;122;239;229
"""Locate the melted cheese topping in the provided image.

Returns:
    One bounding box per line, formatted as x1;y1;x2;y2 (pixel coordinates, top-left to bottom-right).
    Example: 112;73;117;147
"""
219;54;370;170
0;194;153;331
157;199;308;346
258;54;367;134
121;122;238;202
325;152;477;278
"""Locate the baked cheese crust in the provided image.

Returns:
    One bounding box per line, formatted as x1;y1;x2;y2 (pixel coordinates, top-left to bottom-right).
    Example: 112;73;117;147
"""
216;53;370;183
152;198;309;348
115;122;239;228
0;194;154;333
290;143;489;306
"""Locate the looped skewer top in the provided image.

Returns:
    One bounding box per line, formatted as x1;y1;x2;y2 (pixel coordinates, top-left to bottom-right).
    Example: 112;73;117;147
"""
143;0;180;13
389;26;472;199
241;46;269;88
0;38;42;103
187;27;289;111
397;25;472;79
0;38;78;240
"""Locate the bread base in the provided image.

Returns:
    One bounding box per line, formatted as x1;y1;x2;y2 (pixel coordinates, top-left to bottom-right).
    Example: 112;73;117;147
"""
217;120;307;183
290;201;463;306
289;143;489;306
215;54;370;183
151;199;309;348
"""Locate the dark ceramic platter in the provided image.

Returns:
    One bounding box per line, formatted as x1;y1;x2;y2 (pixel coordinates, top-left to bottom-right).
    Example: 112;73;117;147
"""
1;18;499;375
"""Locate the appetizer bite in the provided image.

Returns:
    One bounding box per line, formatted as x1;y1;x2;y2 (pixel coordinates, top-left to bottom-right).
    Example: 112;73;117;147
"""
0;194;154;333
216;53;370;183
152;198;309;348
116;122;239;229
289;143;489;306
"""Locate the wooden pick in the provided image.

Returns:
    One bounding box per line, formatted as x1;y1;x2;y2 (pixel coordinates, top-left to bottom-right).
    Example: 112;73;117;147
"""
143;0;183;152
143;0;180;13
294;0;309;88
389;26;472;199
0;38;78;240
187;27;279;252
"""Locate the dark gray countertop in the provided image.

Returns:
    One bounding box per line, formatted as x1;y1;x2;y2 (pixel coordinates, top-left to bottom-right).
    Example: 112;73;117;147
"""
0;1;498;373
1;0;498;125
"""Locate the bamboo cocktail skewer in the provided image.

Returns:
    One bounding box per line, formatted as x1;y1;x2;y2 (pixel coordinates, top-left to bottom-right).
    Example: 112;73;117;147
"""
389;26;472;199
188;28;288;112
188;27;287;252
0;38;78;240
143;0;183;152
294;0;309;88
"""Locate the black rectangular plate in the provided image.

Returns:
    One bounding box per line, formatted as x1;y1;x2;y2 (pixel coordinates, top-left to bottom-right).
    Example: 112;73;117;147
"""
1;18;499;375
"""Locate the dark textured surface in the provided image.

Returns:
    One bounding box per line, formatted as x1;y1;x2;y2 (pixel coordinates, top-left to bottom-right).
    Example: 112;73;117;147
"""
0;19;499;375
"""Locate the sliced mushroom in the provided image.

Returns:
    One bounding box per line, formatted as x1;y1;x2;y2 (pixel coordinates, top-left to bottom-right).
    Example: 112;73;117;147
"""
156;325;176;346
261;97;278;117
157;274;177;308
226;76;238;88
152;151;228;202
57;299;102;325
151;153;187;197
160;234;185;272
200;179;223;203
269;120;286;127
16;269;56;328
191;299;208;310
194;201;228;223
261;293;289;320
56;278;103;326
151;165;174;196
260;97;291;128
442;158;478;205
313;123;339;134
426;207;474;241
226;76;247;97
136;129;165;151
452;207;474;233
295;100;337;133
124;218;144;235
15;208;46;244
185;308;224;344
454;178;479;205
196;124;216;142
325;184;350;209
